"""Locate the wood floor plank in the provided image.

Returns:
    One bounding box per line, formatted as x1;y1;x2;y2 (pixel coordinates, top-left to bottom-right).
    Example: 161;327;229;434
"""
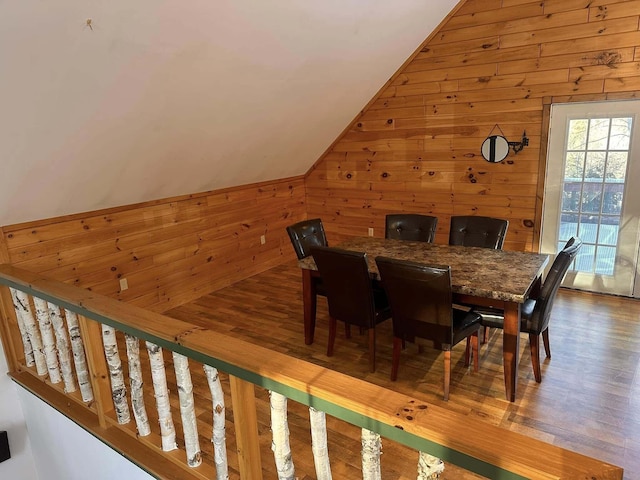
156;261;638;479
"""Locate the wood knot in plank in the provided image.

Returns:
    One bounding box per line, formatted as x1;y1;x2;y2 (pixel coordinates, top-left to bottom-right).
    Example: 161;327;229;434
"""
395;400;429;423
593;51;621;67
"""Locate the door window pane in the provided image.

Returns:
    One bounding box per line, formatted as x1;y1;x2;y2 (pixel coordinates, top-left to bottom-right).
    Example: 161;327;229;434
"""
585;151;606;180
568;119;588;150
598;216;619;245
578;214;598;243
575;244;595;272
564;151;585;178
605;152;627;179
602;183;623;215
562;184;581;211
609;117;632;150
587;118;610;150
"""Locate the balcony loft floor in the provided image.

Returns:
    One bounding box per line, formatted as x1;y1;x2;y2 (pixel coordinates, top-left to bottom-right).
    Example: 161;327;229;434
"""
164;260;640;479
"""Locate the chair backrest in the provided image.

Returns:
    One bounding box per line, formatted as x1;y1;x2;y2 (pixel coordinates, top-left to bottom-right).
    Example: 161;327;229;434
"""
527;237;583;334
385;214;438;243
375;256;454;347
449;216;509;249
286;218;328;260
311;246;377;328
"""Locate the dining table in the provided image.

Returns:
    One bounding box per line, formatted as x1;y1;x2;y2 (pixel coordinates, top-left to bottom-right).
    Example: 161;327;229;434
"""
297;236;550;402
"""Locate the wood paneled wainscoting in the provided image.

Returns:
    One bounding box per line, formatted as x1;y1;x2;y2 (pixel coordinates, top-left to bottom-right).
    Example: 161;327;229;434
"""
0;264;624;479
0;177;306;313
305;0;640;251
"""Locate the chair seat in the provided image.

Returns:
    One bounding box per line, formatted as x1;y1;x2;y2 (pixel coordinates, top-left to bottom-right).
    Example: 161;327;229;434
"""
452;309;482;345
480;298;535;331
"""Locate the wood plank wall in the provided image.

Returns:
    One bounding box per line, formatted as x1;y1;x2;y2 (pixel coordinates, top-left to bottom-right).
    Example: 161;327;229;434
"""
305;0;640;252
0;177;306;312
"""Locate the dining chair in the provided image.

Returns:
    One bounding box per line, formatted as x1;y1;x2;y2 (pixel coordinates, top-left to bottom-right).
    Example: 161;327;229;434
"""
375;256;481;400
385;213;438;243
286;218;328;260
479;237;583;383
449;215;509;249
286;218;329;303
449;215;509;341
311;246;391;373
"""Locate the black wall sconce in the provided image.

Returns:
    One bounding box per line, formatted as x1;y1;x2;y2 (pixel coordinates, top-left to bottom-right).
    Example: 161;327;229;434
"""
481;125;529;163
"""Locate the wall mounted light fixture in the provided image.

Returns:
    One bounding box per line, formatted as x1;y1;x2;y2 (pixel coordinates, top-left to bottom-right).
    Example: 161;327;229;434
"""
481;125;529;163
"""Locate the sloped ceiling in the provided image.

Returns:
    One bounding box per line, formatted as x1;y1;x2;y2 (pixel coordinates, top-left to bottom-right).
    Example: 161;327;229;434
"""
0;0;460;226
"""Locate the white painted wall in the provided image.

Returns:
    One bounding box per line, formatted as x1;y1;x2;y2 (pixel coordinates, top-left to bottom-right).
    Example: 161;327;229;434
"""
0;0;458;226
0;343;38;480
18;388;154;480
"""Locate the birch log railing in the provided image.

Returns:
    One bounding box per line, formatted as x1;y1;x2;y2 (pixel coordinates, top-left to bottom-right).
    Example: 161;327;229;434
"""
0;264;624;480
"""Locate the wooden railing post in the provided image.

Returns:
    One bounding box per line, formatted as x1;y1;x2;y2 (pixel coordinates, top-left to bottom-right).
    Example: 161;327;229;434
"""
0;233;21;372
229;375;262;479
0;284;20;372
77;314;114;428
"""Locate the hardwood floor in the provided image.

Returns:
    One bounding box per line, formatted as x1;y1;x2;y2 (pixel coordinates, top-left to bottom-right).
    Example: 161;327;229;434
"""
165;260;640;479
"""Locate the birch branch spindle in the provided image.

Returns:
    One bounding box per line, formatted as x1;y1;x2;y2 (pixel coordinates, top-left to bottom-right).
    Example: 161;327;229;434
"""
63;309;94;402
270;391;295;480
9;287;35;367
417;452;444;480
172;352;202;467
146;342;177;452
47;302;76;393
12;289;46;375
204;365;229;480
101;324;131;424
361;428;382;480
125;334;151;436
33;297;62;384
309;406;332;480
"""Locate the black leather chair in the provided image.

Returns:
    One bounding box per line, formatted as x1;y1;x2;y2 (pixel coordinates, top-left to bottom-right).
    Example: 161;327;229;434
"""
375;256;481;400
449;216;509;249
479;237;583;383
385;214;438;243
311;246;391;373
286;218;328;260
449;215;509;341
286;218;328;296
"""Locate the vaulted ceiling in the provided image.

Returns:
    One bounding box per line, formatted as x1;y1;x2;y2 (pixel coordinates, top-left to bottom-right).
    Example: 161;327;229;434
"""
0;0;460;225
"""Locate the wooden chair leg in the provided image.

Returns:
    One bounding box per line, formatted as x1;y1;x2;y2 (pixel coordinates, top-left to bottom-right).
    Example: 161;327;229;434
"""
327;317;337;357
390;337;402;381
542;328;551;358
345;324;351;339
464;337;471;367
529;333;542;383
368;328;376;373
482;326;489;344
472;332;479;372
443;350;451;401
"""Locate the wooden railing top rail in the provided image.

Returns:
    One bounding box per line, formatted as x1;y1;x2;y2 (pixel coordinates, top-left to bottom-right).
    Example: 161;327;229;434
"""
0;263;623;480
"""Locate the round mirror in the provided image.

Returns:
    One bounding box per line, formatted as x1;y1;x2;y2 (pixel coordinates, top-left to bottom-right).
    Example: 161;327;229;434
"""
481;135;509;163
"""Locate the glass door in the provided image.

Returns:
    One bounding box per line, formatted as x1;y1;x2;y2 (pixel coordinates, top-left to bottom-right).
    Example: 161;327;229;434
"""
542;100;640;297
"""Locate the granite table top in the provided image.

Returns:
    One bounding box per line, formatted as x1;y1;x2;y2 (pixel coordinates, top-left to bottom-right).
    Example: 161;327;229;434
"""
298;237;550;304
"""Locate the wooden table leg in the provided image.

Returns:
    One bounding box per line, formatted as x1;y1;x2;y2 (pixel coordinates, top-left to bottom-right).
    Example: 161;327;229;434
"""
502;302;521;402
302;268;317;345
